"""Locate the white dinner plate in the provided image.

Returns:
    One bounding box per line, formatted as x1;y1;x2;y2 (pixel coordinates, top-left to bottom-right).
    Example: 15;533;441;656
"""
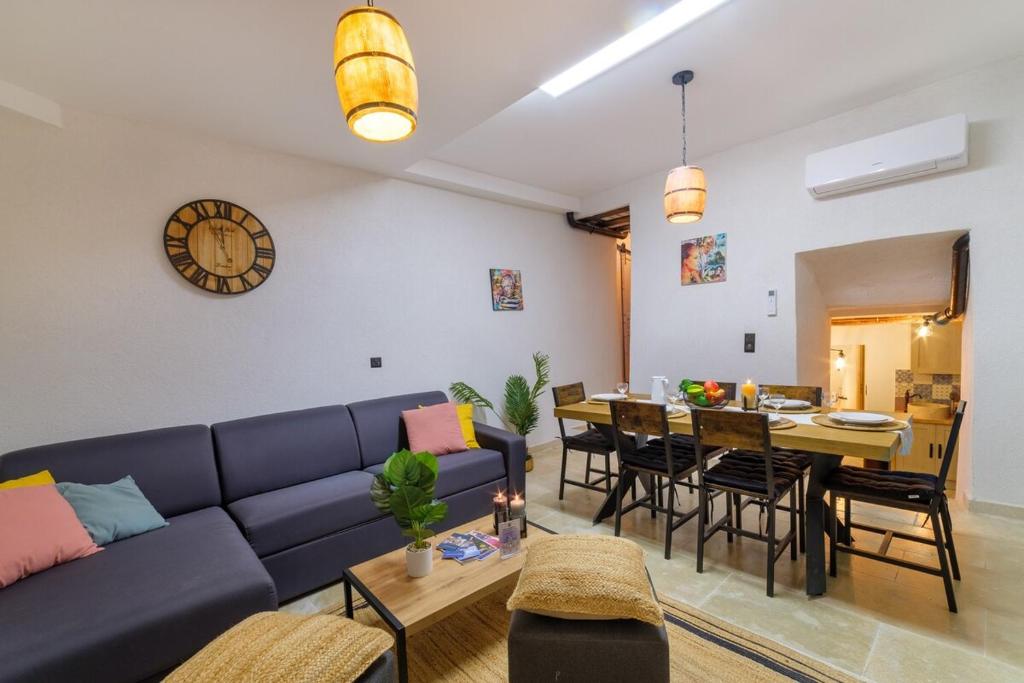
591;393;627;402
779;399;812;409
829;411;892;425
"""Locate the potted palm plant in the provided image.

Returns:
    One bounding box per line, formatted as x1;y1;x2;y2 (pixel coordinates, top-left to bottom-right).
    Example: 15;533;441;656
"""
450;351;550;472
370;449;448;577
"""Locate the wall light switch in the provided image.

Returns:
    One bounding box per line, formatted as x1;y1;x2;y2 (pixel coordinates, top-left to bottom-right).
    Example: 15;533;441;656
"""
370;357;382;368
744;333;756;353
767;289;778;317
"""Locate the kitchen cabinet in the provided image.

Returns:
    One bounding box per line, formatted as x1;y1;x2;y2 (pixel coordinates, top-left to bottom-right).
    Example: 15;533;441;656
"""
911;320;962;374
896;421;958;486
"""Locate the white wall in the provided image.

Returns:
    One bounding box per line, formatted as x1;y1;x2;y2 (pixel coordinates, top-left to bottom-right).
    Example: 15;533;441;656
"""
0;107;620;452
582;56;1024;510
831;322;913;411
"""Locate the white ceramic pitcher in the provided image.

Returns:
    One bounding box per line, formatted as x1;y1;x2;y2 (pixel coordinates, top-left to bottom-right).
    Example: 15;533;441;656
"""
650;376;669;404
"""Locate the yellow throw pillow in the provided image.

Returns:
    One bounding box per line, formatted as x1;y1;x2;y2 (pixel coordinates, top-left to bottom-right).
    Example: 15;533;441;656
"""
456;403;480;449
506;535;663;625
0;470;56;490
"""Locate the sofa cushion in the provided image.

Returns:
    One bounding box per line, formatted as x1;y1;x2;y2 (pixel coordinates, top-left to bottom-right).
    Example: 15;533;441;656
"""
212;405;361;503
0;425;219;518
348;391;449;468
0;506;276;683
56;475;168;546
402;403;467;455
365;448;506;499
227;471;382;557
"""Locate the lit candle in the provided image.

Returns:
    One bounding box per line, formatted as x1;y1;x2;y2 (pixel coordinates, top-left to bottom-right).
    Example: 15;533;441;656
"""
741;379;757;411
510;493;527;537
493;492;508;533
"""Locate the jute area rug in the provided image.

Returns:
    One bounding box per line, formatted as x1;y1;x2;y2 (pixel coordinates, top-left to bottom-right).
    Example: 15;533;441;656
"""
325;587;859;683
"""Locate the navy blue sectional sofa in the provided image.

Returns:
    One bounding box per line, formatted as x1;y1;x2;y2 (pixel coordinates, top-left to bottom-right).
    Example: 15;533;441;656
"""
0;391;525;683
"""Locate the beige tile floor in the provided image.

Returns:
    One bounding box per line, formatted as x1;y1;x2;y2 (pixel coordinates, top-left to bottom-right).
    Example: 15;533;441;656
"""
525;440;1024;682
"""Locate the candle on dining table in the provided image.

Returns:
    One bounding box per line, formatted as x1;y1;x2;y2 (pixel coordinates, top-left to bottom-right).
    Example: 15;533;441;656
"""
741;379;757;411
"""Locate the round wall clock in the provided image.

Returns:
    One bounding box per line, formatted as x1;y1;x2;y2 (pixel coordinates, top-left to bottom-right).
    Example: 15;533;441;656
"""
163;199;275;294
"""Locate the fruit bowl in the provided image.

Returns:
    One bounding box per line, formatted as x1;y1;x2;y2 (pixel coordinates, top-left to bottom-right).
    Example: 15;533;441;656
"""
680;379;729;409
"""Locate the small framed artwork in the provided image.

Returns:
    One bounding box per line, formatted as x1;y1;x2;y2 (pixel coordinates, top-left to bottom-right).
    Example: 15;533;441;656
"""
681;232;727;286
490;268;524;311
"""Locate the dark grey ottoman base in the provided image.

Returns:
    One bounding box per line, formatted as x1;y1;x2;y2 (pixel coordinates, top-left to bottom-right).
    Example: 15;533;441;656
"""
508;610;669;683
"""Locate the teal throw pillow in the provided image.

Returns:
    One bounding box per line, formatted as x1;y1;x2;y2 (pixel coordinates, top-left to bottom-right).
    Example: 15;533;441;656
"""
56;475;168;546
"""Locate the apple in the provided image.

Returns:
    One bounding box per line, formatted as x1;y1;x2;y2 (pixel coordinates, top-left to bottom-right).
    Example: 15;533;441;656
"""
704;380;719;394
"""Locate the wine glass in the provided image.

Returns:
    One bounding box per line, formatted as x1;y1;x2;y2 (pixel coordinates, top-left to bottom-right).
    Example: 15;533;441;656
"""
767;393;786;420
616;382;629;398
666;389;680;411
757;390;769;411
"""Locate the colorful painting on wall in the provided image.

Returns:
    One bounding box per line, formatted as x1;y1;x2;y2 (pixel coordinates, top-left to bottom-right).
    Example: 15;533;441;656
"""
681;233;727;286
490;269;524;311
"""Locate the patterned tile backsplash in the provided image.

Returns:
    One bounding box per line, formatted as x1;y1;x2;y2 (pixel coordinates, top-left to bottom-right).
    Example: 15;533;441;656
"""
895;369;960;401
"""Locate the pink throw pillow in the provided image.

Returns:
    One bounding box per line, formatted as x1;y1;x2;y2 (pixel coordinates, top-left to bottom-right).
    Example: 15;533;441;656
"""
402;402;468;456
0;485;102;588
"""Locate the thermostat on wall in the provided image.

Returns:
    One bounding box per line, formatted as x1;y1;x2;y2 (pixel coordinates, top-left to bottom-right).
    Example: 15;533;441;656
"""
767;289;778;317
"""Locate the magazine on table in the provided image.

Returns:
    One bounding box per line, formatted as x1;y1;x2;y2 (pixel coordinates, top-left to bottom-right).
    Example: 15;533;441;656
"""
437;531;501;563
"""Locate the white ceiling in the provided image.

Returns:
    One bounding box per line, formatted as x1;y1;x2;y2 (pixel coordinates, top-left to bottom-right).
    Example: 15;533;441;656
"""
3;1;1024;207
799;231;965;315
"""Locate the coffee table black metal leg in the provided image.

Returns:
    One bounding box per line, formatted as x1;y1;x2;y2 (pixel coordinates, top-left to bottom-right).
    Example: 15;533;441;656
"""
343;575;353;618
806;454;842;595
396;627;408;683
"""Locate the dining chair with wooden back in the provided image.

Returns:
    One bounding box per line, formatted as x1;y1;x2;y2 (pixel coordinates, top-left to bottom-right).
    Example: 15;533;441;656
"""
692;409;802;597
757;384;823;407
825;401;966;612
552;382;616;500
609;400;705;560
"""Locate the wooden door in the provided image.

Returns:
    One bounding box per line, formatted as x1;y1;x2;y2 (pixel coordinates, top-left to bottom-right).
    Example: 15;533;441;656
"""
619;245;631;383
901;424;938;475
935;424;960;483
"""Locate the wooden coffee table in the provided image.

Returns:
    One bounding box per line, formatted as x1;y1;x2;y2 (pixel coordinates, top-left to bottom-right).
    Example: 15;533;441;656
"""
342;516;553;683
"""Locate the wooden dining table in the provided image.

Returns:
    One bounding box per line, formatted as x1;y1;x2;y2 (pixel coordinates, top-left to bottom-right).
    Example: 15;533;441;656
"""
553;397;910;596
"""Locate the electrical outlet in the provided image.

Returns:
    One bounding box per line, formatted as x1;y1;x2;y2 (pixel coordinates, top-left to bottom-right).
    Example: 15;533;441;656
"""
370;357;382;368
744;333;756;353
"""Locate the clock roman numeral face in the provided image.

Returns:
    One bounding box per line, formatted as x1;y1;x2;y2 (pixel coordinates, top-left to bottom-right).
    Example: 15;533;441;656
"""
163;199;275;295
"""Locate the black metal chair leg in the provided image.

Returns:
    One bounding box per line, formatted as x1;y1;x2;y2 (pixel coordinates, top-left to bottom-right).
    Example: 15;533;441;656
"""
939;497;961;581
604;453;613;493
789;487;798;561
726;493;734;543
696;488;707;573
844;494;852;532
733;493;742;534
585;452;594;485
664;480;675;560
930;509;958;613
558;445;568;500
829;492;838;578
766;499;777;597
613;469;626;537
797;475;806;553
650;475;658;519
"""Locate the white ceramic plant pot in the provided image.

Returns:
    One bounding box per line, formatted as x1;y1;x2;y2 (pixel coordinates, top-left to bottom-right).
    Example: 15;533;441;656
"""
406;543;433;578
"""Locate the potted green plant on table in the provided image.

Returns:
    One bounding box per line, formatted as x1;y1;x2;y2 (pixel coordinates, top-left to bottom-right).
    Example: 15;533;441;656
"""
370;449;448;578
449;351;550;472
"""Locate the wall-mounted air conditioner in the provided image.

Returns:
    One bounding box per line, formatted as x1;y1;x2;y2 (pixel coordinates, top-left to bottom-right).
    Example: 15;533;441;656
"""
805;113;968;198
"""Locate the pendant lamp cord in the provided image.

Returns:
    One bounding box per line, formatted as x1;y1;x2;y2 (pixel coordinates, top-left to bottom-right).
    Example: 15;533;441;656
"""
367;0;374;6
680;80;687;166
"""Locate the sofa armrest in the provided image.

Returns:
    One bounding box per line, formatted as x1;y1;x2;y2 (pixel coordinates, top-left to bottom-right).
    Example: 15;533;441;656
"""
474;422;527;496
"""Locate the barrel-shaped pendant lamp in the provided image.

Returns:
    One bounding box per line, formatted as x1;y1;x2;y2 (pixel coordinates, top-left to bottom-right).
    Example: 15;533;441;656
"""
334;4;418;143
665;70;705;223
664;165;706;223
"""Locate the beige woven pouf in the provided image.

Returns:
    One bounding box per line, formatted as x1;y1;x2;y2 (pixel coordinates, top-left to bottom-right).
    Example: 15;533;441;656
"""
166;611;394;683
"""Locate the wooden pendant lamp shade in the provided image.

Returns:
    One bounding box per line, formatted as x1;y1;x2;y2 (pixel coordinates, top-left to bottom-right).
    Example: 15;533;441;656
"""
665;70;705;223
664;165;707;223
334;4;418;143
